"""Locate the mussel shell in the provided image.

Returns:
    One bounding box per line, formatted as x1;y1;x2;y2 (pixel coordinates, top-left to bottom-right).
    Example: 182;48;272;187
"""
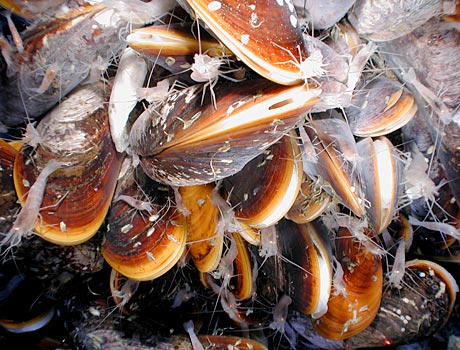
130;79;320;186
0;139;19;234
180;184;224;273
13;82;123;245
285;174;332;224
0;272;54;334
185;0;308;85
305;115;366;217
0;4;125;126
102;167;187;281
348;0;440;42
277;218;332;319
231;231;254;300
312;226;383;340
345;77;417;137
199;335;267;350
295;0;356;30
344;259;458;349
357;136;402;234
221;132;303;228
127;23;232;73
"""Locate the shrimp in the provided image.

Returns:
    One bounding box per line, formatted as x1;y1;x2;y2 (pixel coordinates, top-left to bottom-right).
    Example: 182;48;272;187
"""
22;122;43;148
271;42;327;86
113;194;153;213
401;68;452;125
1;159;65;254
269;294;292;333
386;240;406;289
408;215;460;241
183;320;204;350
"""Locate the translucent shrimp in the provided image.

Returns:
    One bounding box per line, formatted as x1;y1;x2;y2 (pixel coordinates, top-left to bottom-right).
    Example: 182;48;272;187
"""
0;159;65;253
331;255;347;297
269;294;292;333
402;68;452;125
22;122;43;148
271;42;327;85
408;215;460;241
403;145;441;203
183;320;204;350
386;240;406;289
113;194;153;213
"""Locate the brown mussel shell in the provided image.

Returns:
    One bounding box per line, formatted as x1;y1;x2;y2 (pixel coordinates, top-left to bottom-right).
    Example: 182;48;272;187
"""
285;173;332;224
278;218;332;319
130;79;319;186
179;183;224;273
221;132;303;228
312;226;383;340
199;334;268;350
344;259;458;349
13;82;123;245
357;136;402;234
185;0;308;85
345;77;417;137
0;139;19;234
102;165;187;281
305;115;366;217
127;23;232;73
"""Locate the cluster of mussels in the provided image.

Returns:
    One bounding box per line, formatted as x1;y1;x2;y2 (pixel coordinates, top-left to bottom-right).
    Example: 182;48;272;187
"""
1;0;460;349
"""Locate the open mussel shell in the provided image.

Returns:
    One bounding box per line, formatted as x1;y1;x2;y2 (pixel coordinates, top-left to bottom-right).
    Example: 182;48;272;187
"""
102;165;186;281
13;82;123;245
277;218;332;319
130;79;320;186
305;114;366;217
357;136;402;234
312;226;383;340
0;139;19;233
345;77;417;137
221;132;302;228
185;0;308;85
344;259;458;349
179;184;224;273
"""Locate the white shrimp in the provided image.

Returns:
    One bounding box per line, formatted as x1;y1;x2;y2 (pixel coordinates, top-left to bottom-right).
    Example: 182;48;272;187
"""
299;125;318;164
1;159;65;254
401;68;452;125
111;278;140;310
331;255;347;297
22;122;43;148
408;215;460;241
136;78;170;105
386;240;406;289
2;11;24;53
269;294;292;334
335;215;387;256
190;53;244;109
113;194;153;213
403;145;441;203
259;226;278;264
272;42;327;85
183;320;204;350
29;63;59;96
